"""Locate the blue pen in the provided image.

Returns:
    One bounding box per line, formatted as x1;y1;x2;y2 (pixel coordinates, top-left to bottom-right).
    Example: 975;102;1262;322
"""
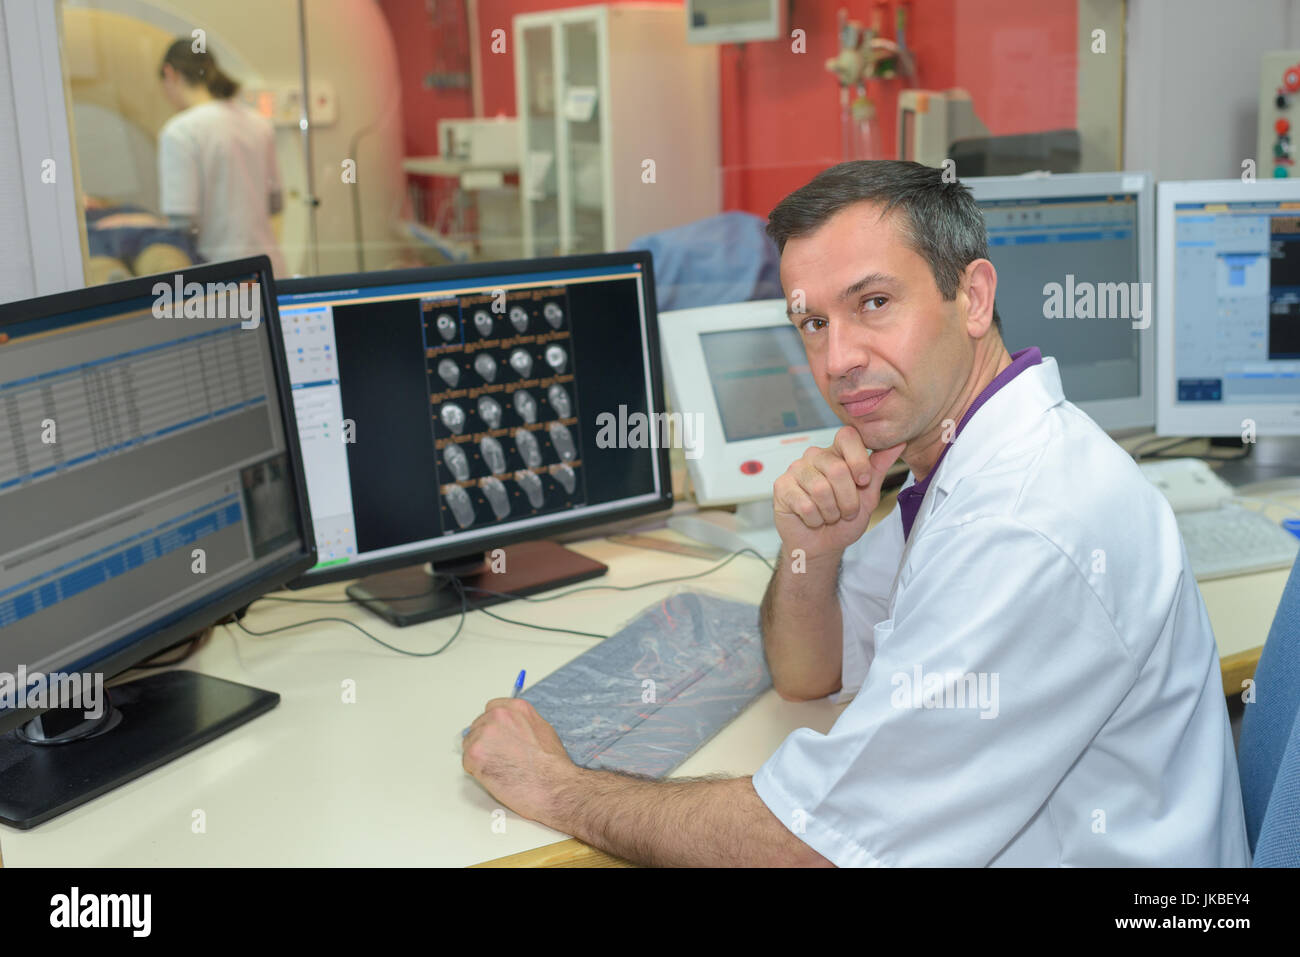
511;669;526;698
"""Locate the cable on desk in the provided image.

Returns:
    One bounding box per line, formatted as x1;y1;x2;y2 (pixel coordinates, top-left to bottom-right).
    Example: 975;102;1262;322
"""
1129;435;1252;463
1129;436;1203;461
459;546;776;605
1148;448;1252;462
114;629;213;678
249;588;608;640
471;604;608;639
423;546;775;639
228;574;470;658
232;546;776;652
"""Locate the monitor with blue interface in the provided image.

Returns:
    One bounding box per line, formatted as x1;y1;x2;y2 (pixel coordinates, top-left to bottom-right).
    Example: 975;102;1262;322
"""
1156;179;1300;437
966;171;1155;432
0;256;314;828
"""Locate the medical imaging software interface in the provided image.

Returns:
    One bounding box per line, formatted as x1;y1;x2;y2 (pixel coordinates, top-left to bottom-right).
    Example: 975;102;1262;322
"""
276;263;662;574
699;326;842;443
979;193;1142;403
0;279;305;675
1171;200;1300;404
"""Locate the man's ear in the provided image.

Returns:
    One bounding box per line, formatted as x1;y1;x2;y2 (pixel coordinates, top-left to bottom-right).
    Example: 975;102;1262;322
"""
963;259;997;337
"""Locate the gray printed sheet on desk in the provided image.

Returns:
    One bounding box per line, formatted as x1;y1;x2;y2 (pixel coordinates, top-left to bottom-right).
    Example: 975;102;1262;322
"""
484;591;771;779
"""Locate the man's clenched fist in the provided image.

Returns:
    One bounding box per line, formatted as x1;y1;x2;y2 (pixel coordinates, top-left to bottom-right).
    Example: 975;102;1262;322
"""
772;428;905;561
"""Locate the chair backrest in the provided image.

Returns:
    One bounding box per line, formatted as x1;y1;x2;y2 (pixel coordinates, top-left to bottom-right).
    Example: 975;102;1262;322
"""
1238;557;1300;865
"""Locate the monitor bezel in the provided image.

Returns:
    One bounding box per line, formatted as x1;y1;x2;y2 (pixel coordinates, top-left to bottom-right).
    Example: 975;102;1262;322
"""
965;170;1156;433
1156;177;1300;437
274;251;675;587
658;298;846;506
0;255;317;734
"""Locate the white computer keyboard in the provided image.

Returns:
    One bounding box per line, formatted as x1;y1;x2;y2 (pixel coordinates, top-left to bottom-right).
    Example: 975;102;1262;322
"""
1138;458;1299;580
1174;504;1299;581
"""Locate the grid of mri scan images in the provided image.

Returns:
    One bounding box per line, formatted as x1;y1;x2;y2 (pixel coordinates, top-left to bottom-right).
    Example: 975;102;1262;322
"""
424;287;586;533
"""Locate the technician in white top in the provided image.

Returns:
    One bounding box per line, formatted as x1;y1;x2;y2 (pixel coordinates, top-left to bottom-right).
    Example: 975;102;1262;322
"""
157;40;288;278
460;160;1251;867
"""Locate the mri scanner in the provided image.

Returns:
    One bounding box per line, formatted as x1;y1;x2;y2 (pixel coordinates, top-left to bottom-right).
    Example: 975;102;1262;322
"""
60;0;410;280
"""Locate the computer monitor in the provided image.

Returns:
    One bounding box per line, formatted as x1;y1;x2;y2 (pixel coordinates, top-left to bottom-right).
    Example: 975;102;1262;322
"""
1157;179;1300;438
274;252;673;625
966;171;1156;433
0;256;315;828
657;298;846;556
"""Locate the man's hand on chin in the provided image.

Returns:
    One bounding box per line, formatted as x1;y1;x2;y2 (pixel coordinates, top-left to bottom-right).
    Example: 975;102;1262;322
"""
462;697;578;825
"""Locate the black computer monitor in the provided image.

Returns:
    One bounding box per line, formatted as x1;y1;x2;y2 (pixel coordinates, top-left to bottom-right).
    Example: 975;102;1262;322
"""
0;256;315;828
275;252;674;625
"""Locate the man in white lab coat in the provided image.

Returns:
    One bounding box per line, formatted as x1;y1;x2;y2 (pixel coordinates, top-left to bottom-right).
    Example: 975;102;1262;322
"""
462;160;1251;867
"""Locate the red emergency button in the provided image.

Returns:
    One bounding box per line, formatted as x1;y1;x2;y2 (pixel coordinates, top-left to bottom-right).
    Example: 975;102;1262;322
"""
739;460;763;475
1278;118;1292;135
1287;66;1300;91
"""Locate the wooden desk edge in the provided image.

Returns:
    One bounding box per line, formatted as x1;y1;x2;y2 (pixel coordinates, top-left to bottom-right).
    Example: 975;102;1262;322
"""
1220;647;1261;698
470;837;632;868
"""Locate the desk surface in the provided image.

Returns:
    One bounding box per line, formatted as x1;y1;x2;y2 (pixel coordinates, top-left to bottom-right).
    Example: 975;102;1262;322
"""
0;531;842;867
0;490;1292;867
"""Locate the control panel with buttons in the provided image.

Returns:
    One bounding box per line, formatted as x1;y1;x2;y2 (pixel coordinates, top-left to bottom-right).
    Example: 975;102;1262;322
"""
1259;52;1300;178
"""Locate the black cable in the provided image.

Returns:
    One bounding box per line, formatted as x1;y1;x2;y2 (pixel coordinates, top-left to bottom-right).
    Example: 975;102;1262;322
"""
253;586;440;605
472;604;608;640
229;574;469;658
1141;447;1253;462
116;631;210;675
231;545;775;652
458;546;776;605
1130;434;1256;464
1130;435;1202;461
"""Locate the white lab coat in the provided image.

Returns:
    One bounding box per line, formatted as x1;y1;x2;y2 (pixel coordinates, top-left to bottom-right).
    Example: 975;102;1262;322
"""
753;357;1252;866
159;100;288;278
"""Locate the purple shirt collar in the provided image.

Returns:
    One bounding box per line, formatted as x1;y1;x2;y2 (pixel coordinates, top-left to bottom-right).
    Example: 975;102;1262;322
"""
896;346;1043;541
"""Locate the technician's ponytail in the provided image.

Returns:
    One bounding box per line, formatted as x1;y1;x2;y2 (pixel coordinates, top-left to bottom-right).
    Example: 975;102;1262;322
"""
160;39;241;100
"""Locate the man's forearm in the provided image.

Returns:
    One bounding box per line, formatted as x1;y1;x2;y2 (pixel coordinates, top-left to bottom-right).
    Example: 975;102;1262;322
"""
760;548;844;699
545;767;829;867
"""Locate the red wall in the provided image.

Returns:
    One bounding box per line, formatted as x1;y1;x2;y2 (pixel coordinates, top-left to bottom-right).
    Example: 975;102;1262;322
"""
716;0;1078;216
378;0;473;156
377;0;476;223
380;0;1077;222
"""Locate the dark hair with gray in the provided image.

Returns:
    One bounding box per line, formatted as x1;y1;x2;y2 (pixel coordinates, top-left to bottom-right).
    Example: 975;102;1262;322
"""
765;160;1001;333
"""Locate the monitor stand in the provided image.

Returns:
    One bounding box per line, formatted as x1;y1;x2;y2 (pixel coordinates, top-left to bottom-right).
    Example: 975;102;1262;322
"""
0;670;278;829
344;539;608;627
668;500;782;559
